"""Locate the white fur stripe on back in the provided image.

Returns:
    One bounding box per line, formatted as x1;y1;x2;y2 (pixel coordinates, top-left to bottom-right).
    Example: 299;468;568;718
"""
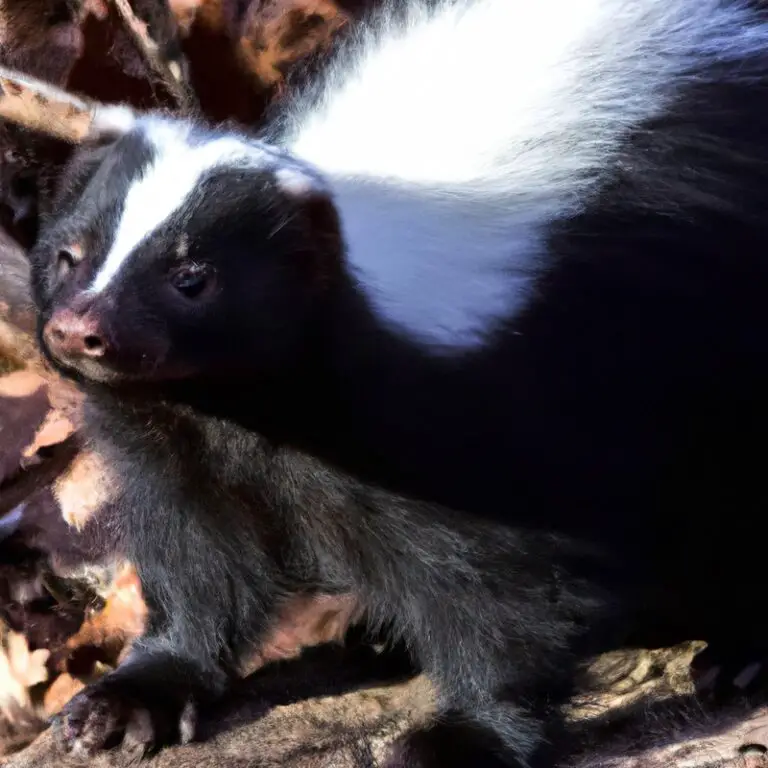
285;0;768;348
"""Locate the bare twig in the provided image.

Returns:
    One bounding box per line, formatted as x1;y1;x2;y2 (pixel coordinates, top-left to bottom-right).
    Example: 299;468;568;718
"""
109;0;197;112
0;65;141;148
0;68;93;143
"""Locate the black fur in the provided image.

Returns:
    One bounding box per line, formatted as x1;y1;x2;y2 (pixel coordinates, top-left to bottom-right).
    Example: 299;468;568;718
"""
42;385;627;766
34;18;768;536
25;0;768;764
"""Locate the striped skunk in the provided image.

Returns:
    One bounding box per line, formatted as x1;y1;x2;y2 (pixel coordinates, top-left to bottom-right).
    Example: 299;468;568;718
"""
27;0;768;765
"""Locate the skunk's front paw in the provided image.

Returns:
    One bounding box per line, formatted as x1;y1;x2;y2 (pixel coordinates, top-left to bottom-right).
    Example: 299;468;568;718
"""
53;675;197;760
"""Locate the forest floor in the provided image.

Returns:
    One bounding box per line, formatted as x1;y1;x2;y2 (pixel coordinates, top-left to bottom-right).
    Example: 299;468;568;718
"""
0;1;766;766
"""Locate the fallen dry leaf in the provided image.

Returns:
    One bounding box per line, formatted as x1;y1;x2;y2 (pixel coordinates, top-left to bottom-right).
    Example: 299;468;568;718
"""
42;673;85;718
242;592;362;675
168;0;206;33
62;562;147;671
0;372;49;485
0;372;44;399
238;0;350;87
0;629;49;715
21;412;76;460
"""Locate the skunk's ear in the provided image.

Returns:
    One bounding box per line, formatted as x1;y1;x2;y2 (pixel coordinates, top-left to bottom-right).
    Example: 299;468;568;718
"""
274;166;345;289
0;65;138;145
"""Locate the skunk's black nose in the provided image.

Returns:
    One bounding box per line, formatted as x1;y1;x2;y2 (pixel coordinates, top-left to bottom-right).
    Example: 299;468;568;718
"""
43;308;107;361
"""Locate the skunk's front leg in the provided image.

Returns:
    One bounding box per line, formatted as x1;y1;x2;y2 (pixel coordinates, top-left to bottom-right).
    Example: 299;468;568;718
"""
54;637;230;759
51;508;282;758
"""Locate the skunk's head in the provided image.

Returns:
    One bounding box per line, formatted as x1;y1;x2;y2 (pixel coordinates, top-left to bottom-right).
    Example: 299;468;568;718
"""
31;110;342;387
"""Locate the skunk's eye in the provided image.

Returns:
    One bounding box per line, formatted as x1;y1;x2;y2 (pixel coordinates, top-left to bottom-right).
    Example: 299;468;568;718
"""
169;262;216;300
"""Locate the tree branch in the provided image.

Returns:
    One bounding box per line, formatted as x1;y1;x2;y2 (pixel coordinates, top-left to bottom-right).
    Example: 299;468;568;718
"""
110;0;197;112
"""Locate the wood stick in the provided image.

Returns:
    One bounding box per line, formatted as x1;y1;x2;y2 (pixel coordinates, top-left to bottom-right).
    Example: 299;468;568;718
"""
110;0;197;112
0;66;94;143
0;65;141;146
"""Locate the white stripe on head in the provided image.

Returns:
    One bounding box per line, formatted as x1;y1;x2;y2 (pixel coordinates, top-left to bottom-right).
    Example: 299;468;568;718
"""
87;120;263;295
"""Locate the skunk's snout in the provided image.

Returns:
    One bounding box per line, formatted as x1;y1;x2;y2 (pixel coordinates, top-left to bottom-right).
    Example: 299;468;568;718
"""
40;299;178;384
43;307;108;362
